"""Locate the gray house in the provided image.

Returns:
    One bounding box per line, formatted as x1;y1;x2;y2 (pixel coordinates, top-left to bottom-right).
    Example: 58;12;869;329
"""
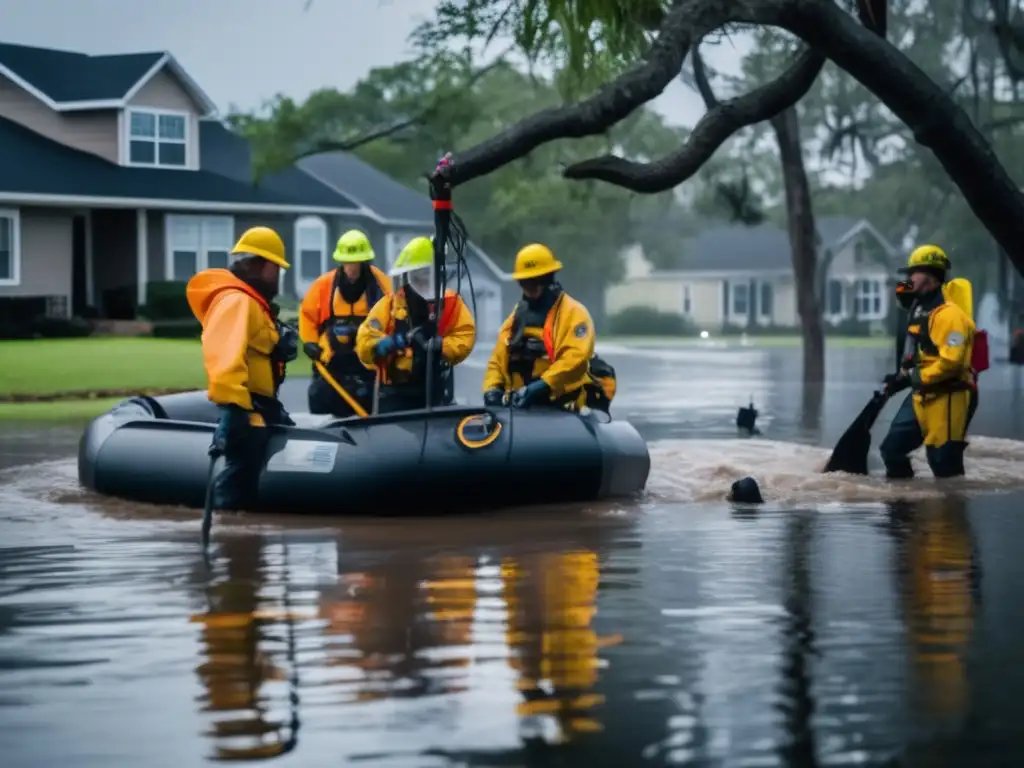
0;41;511;339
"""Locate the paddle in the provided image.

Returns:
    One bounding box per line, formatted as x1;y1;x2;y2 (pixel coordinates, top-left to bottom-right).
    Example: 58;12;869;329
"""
201;445;220;550
822;388;890;475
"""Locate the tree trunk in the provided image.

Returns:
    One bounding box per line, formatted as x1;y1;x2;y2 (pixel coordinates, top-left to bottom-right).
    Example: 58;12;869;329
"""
771;107;825;386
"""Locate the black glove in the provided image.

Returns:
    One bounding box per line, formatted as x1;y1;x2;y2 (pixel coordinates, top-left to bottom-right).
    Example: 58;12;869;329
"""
511;380;551;409
303;341;322;362
883;372;910;395
409;327;443;354
275;322;298;363
483;389;505;406
212;404;251;455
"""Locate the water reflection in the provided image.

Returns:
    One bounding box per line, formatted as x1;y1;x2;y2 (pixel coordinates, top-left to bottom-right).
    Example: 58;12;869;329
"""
502;549;620;745
191;536;300;761
886;497;980;729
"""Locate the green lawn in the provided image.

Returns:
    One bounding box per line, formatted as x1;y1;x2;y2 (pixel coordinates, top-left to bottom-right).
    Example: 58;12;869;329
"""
600;334;892;349
0;337;310;398
0;397;127;422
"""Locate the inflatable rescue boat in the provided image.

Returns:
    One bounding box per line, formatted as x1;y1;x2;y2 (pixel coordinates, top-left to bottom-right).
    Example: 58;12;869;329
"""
77;390;651;514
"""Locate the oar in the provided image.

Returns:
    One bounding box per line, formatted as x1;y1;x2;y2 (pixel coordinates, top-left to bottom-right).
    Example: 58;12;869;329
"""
822;388;890;475
303;343;369;418
201;445;221;550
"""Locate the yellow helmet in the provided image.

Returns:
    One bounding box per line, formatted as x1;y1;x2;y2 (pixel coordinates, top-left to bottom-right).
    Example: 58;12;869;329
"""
333;229;375;263
231;226;289;269
389;236;434;277
903;244;951;275
512;243;562;280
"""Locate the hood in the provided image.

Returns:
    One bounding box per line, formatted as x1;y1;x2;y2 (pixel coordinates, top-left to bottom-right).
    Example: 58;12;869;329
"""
187;268;269;324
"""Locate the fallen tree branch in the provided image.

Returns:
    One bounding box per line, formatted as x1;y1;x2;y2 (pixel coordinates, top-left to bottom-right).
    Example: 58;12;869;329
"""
432;0;791;187
291;52;510;161
561;46;824;193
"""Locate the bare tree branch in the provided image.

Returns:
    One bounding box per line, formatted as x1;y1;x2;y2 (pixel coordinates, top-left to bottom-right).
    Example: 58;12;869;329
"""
291;53;511;162
561;46;824;193
432;0;791;187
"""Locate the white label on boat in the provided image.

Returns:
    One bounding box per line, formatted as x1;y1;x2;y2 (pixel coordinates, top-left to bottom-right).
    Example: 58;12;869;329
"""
265;441;339;473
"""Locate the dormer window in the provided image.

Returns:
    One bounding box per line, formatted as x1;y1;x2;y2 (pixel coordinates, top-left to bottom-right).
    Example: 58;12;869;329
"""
126;108;188;168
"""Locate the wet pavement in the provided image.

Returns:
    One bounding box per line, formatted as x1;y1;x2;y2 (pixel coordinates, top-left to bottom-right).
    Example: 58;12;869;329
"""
2;342;1024;766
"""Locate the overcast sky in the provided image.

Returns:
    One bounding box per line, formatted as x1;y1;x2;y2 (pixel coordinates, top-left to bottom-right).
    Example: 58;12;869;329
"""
1;0;752;128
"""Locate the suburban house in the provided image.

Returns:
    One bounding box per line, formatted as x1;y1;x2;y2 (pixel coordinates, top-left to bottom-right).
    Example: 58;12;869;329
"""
0;41;512;339
606;216;901;331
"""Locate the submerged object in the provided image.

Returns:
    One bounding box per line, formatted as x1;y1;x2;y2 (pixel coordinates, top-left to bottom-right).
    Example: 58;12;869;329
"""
728;476;763;504
78;391;650;514
736;398;760;435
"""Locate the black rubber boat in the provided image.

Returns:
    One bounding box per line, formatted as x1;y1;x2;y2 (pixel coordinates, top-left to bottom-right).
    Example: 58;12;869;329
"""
77;390;651;514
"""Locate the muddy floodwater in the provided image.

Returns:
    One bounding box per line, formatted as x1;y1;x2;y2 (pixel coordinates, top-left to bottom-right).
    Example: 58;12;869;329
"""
2;343;1024;766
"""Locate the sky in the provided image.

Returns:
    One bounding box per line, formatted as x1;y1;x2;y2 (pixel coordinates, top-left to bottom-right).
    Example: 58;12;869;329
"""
0;0;752;128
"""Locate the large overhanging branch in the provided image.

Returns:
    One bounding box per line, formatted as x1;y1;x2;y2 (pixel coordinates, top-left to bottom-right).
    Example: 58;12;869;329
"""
780;0;1024;270
432;0;791;187
561;43;824;192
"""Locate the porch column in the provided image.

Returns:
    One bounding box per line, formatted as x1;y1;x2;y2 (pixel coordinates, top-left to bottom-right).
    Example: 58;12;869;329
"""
136;209;148;307
84;210;95;307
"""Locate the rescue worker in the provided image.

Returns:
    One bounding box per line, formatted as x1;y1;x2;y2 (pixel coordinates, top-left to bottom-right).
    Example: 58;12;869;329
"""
186;226;297;511
482;244;616;412
880;245;977;479
298;229;392;417
355;236;476;412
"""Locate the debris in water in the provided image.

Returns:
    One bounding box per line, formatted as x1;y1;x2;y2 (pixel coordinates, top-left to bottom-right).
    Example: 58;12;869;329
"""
728;476;763;504
736;397;760;436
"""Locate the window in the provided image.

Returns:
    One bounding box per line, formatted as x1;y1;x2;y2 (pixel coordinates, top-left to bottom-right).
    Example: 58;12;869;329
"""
855;278;883;318
759;281;773;319
295;217;328;283
827;279;844;316
165;215;234;281
0;208;19;286
126;109;188;168
681;283;693;316
731;281;748;317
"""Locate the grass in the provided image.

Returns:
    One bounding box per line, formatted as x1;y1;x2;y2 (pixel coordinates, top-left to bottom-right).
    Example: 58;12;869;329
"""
600;334;893;349
0;337;310;398
0;397;127;422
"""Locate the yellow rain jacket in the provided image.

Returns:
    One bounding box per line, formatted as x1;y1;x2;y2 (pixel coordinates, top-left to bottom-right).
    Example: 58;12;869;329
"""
187;268;281;411
355;288;476;385
483;292;613;410
298;265;392;365
907;284;976;448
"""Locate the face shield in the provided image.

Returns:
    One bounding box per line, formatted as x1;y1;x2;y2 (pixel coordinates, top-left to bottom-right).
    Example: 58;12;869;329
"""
405;264;435;299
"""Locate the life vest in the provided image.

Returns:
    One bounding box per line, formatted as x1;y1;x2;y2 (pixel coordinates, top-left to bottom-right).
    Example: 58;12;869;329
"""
317;267;384;376
508;296;616;412
378;290;459;388
903;283;977;394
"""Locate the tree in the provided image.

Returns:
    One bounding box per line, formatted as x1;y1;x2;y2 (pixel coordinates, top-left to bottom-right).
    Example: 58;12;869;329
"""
406;0;1024;284
232;51;692;321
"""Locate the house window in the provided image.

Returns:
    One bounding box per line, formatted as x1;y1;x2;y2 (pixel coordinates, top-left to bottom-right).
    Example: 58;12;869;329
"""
127;109;188;168
759;281;773;320
0;208;19;286
681;283;693;316
166;215;234;281
295;216;328;283
731;281;749;317
855;278;883;318
827;279;844;316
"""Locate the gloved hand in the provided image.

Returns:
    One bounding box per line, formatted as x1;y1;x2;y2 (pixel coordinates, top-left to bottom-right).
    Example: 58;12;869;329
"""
511;379;551;409
303;341;322;362
483;388;505;406
883;372;910;395
373;333;406;360
275;322;299;362
212;404;251;455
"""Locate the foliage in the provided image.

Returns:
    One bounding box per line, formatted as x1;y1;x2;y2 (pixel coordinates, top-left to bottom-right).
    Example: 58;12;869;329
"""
138;281;191;320
232;52;693;301
606;306;694;335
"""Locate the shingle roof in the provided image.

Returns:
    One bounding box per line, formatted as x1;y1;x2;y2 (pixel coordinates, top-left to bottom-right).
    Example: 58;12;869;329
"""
299;152;433;224
673;216;871;272
199;121;359;209
0;116;356;209
0;42;163;102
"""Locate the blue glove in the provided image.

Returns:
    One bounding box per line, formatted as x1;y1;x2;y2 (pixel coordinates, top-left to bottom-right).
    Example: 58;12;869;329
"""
511;379;550;409
212;404;251;455
373;333;406;360
483;388;505;406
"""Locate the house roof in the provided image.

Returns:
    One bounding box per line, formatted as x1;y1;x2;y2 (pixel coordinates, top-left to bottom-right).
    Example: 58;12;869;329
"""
300;150;510;280
0;42;217;114
0;115;358;214
199;121;361;210
668;216;894;273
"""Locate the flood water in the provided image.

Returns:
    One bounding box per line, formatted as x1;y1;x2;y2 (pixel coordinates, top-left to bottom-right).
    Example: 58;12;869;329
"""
2;342;1024;766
